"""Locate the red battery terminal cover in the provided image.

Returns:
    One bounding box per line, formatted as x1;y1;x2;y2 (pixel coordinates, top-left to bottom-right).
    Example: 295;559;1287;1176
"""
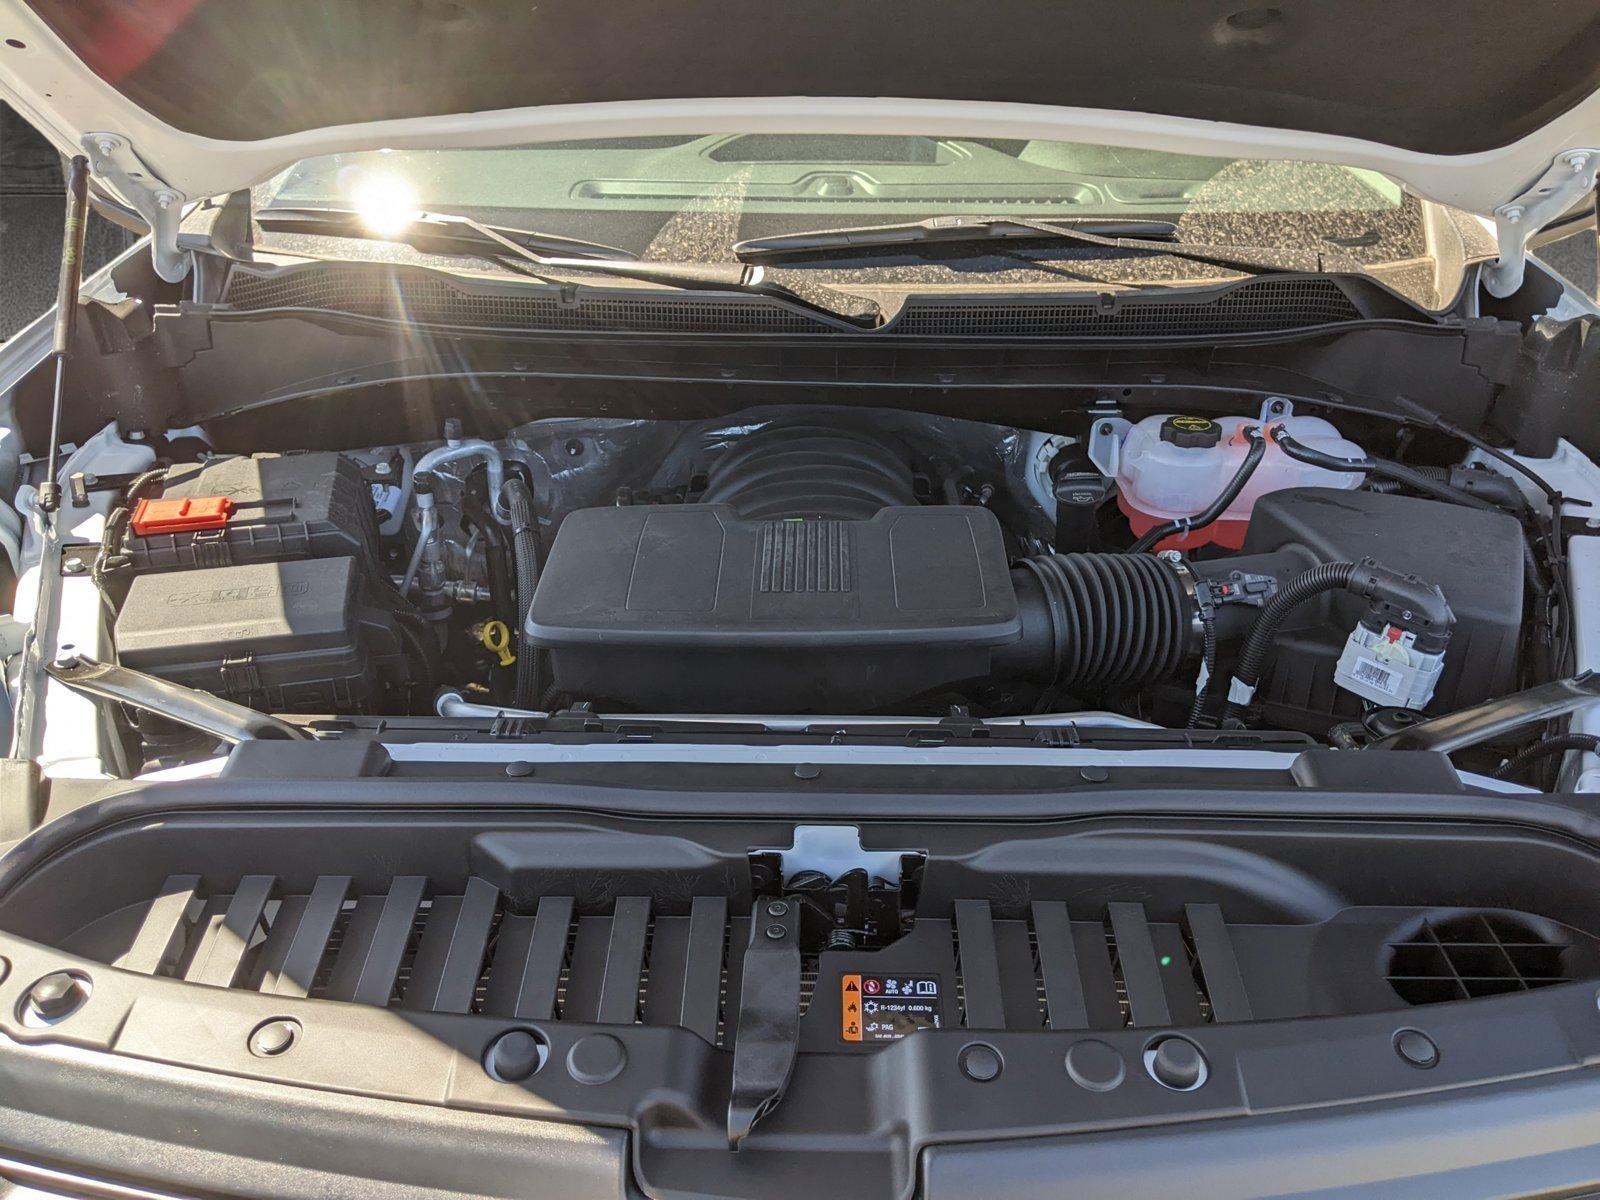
129;495;234;536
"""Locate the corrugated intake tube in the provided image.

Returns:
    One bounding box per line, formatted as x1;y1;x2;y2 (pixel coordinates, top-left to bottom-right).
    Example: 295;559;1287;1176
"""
1009;552;1195;692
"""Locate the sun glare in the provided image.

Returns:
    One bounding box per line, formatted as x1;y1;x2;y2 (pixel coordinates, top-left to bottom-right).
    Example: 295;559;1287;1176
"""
348;173;419;238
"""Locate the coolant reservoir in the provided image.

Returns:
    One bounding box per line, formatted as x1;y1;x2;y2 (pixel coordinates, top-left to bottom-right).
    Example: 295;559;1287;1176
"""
1115;413;1365;550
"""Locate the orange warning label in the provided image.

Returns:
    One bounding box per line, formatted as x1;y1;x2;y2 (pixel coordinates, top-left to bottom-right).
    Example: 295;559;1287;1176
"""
841;974;862;1041
839;973;943;1043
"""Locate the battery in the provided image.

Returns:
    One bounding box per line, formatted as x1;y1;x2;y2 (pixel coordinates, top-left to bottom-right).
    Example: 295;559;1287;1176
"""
122;453;381;572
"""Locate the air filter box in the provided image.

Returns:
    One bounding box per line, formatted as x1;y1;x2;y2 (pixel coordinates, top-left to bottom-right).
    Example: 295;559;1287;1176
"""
1235;487;1524;715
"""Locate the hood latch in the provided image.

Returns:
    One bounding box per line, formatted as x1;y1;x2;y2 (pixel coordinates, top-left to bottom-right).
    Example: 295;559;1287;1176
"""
1484;148;1600;298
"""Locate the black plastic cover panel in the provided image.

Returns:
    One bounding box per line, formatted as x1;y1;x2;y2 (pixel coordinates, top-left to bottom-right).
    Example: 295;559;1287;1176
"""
24;1;1600;154
528;503;1019;710
114;556;403;710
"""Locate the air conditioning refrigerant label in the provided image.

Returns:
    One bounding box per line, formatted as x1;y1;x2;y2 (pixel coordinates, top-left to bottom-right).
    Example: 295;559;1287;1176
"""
840;973;943;1042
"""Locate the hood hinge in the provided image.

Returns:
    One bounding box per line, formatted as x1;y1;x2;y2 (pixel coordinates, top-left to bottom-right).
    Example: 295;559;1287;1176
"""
81;133;192;284
1483;148;1600;299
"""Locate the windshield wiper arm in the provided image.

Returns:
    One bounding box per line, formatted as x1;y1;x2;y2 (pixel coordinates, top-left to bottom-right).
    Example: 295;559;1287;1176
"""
253;206;883;327
734;215;1335;275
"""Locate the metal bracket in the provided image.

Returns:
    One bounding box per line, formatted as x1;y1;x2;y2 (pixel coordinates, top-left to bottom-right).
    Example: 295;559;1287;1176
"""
1259;395;1293;423
1483;149;1600;299
1085;414;1132;478
81;133;192;284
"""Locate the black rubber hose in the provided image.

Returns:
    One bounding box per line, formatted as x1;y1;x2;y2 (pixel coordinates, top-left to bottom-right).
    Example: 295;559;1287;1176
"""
1009;552;1194;692
1273;429;1548;597
1492;733;1600;781
502;478;542;708
459;492;514;629
1271;429;1498;513
1128;426;1266;554
1221;560;1358;726
1187;611;1217;729
92;466;167;614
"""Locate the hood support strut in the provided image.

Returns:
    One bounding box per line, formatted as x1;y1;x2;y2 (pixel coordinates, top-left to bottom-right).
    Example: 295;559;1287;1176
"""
1484;149;1600;299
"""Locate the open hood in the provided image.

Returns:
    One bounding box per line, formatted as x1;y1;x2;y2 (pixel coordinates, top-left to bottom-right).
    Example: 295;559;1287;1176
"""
1;0;1599;290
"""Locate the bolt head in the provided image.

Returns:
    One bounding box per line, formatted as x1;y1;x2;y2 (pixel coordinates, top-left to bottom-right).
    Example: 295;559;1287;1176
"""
765;901;789;917
25;971;89;1022
764;923;787;940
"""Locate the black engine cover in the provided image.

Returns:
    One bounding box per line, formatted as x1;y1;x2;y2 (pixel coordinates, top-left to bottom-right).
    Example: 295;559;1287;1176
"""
527;503;1020;711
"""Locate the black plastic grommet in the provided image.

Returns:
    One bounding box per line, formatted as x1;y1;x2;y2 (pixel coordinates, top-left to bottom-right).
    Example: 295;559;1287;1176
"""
1394;1028;1439;1069
485;1028;548;1082
1065;1039;1126;1092
1145;1036;1208;1090
958;1042;1003;1082
567;1033;627;1085
249;1018;301;1058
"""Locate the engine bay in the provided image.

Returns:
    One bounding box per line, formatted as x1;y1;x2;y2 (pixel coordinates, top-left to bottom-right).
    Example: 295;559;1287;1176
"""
73;397;1568;779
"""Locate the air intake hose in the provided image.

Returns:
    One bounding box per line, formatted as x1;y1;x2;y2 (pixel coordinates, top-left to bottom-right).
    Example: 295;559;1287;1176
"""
1003;552;1199;692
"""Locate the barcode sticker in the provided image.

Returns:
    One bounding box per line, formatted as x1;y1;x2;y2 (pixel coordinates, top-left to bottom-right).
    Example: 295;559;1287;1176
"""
1351;657;1402;697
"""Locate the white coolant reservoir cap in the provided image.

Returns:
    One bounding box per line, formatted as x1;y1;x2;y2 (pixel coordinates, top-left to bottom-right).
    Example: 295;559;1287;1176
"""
1115;413;1366;551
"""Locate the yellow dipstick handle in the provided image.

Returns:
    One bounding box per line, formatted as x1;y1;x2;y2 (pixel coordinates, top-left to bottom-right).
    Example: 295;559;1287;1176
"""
477;619;516;667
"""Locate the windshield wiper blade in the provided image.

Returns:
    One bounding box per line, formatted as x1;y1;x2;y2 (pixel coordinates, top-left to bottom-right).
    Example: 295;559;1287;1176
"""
734;214;1333;275
736;215;1178;256
255;206;641;261
253;206;883;328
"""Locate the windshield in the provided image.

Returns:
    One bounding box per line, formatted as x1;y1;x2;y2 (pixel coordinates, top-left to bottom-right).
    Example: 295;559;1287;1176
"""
257;134;1476;302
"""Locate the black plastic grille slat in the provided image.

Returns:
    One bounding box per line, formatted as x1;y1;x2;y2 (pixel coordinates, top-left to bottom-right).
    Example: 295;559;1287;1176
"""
953;900;1006;1029
182;875;276;989
596;897;652;1025
1184;902;1253;1022
403;877;499;1014
323;877;428;1006
1150;922;1204;1026
115;874;202;976
482;895;574;1020
1107;902;1172;1028
719;916;752;1047
255;875;351;997
221;265;1375;338
1031;901;1089;1030
642;895;727;1043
